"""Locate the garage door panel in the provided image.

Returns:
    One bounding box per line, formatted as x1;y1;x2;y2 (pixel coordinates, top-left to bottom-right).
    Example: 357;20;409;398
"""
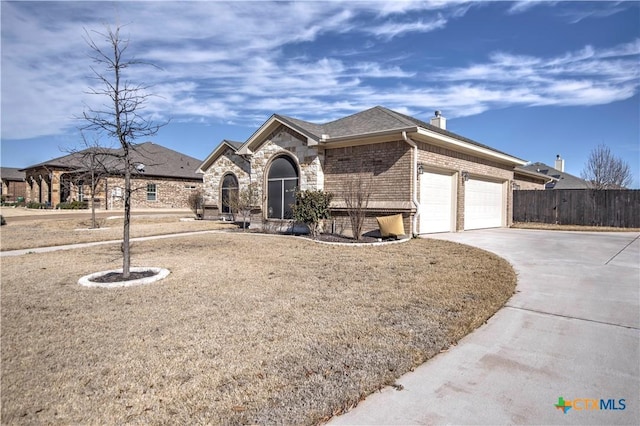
464;178;504;230
420;171;454;233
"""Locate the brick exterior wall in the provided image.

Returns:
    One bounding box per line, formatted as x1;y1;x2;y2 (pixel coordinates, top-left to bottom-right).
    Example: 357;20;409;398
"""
105;177;203;209
324;140;414;236
1;180;27;202
514;174;546;190
417;141;515;230
23;166;202;209
324;140;412;204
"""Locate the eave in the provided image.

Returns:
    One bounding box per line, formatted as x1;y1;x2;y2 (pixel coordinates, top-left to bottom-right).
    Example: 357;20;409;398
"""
318;127;417;148
237;115;320;155
514;167;557;183
197;140;239;174
413;128;527;166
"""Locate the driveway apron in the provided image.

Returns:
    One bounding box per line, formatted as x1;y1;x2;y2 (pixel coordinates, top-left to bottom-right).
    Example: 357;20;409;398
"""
330;228;639;425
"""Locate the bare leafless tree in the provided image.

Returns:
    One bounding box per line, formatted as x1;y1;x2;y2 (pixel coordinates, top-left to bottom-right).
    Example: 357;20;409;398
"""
342;172;372;241
187;189;205;219
224;182;260;231
66;133;113;229
581;144;632;189
80;25;165;278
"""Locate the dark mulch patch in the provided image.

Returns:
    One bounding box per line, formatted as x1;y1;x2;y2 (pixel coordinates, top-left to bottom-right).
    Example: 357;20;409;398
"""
90;270;157;283
224;227;397;244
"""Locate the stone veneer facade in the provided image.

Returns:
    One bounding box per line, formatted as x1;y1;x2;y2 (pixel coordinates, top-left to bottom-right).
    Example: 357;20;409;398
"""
203;125;325;221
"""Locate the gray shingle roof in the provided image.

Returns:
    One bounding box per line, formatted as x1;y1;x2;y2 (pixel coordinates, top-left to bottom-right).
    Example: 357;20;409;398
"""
278;106;518;159
224;140;244;150
0;167;26;181
21;142;203;181
520;163;591;189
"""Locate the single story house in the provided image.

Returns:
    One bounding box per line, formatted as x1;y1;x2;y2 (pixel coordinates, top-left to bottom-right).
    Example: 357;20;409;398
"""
513;166;554;190
0;167;27;203
198;106;545;235
519;156;591;190
21;142;203;209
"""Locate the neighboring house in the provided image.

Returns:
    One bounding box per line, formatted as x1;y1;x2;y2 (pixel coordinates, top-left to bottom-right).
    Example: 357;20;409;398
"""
519;156;591;189
198;106;534;235
21;142;203;209
0;167;27;202
513;167;553;190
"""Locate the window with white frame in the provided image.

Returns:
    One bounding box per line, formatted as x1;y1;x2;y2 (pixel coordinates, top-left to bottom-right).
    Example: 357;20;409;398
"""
147;183;157;201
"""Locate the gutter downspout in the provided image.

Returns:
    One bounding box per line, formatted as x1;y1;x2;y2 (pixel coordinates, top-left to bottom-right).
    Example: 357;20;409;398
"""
402;131;420;236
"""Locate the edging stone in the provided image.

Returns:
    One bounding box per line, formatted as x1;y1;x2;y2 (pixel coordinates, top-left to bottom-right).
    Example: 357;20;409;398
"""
78;267;170;288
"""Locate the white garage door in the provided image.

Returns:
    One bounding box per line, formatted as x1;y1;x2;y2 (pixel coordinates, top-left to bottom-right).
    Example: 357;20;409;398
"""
419;170;454;233
464;178;504;230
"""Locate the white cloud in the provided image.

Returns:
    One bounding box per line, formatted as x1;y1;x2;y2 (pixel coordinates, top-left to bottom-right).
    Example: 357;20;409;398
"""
1;1;638;142
507;1;557;15
430;41;639;112
366;16;448;39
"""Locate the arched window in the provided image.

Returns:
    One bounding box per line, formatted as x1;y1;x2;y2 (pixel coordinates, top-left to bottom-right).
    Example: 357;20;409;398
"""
221;174;238;214
267;156;298;219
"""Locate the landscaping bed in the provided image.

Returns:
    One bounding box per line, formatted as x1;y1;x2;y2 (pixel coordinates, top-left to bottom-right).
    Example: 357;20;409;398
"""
1;232;516;424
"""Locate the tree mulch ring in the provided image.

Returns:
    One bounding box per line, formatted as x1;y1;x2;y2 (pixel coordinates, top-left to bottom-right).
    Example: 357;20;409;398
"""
89;270;158;283
79;267;170;288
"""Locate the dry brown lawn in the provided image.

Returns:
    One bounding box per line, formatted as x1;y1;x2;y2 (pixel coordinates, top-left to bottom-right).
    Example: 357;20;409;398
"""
0;215;234;251
1;223;516;424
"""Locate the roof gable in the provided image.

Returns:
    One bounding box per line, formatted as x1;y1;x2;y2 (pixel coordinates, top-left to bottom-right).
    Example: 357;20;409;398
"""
321;106;415;137
197;139;244;173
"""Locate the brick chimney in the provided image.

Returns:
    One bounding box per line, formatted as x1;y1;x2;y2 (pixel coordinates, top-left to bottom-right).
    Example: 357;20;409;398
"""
430;110;446;130
555;154;565;172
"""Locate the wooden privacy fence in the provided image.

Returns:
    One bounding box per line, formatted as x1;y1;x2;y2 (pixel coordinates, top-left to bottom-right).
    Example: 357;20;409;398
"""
513;189;640;228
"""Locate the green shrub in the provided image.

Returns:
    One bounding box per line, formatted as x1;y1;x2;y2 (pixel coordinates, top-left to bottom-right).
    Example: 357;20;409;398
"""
292;189;333;238
56;201;88;210
27;201;45;209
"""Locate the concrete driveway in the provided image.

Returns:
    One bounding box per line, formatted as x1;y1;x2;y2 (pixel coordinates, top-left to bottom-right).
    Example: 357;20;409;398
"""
330;228;639;425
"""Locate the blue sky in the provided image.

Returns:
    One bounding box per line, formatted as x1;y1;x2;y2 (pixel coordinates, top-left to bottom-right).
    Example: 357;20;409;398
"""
1;1;639;187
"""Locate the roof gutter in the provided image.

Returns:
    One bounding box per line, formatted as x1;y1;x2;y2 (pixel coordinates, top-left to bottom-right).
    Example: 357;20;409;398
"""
415;128;526;166
402;131;420;236
514;167;557;183
320;127;417;145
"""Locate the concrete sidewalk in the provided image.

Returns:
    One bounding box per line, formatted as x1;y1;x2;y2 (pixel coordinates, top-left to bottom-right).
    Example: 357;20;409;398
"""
330;229;639;425
0;230;221;257
0;207;192;221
